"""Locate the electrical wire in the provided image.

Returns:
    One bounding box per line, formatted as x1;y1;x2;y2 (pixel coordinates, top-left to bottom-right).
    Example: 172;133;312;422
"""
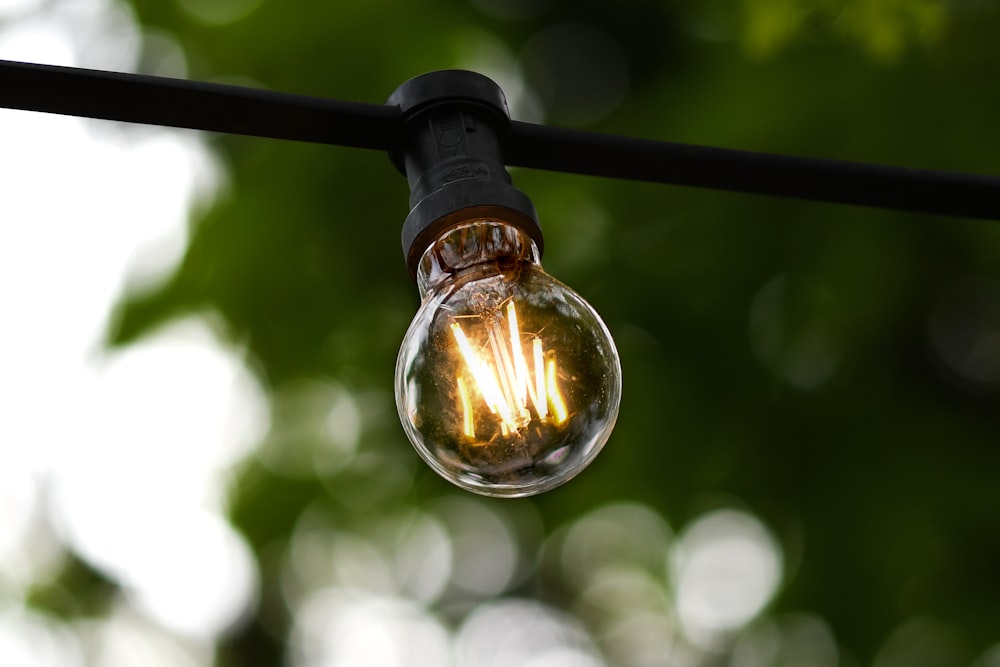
1;58;998;220
0;59;399;150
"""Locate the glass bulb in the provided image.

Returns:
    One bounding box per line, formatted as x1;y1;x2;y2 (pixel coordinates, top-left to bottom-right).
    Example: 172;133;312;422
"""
395;220;621;497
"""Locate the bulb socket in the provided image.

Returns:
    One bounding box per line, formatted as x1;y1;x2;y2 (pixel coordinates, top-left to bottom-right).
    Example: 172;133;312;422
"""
388;70;543;279
401;181;540;280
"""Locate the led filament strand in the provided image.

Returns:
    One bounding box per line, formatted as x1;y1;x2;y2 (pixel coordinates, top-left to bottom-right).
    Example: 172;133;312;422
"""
450;300;568;441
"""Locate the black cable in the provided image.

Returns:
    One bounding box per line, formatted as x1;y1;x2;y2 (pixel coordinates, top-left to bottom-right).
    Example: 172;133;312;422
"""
0;59;400;150
2;59;999;221
506;121;1000;221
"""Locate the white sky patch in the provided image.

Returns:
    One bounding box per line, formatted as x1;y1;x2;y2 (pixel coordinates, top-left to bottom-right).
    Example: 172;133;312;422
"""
0;472;38;573
0;18;75;63
46;319;268;638
121;508;259;640
0;605;83;667
0;0;42;19
0;467;64;593
54;319;267;508
0;0;263;644
78;602;213;667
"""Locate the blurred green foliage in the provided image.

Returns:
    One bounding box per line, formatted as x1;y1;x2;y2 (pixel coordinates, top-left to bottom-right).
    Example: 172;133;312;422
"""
101;0;1000;664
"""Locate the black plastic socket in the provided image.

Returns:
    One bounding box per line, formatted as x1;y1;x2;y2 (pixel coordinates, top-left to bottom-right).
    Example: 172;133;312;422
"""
387;70;543;279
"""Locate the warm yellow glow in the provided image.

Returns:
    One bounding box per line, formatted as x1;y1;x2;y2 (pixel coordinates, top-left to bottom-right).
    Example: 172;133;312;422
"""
532;337;547;421
457;377;475;439
508;301;531;407
546;356;568;425
450;322;513;426
450;300;569;438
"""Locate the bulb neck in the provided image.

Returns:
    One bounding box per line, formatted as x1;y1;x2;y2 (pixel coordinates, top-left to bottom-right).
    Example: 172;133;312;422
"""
416;221;541;297
388;71;543;280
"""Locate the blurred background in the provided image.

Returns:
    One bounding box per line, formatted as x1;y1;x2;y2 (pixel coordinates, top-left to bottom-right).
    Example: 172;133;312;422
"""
2;0;1000;665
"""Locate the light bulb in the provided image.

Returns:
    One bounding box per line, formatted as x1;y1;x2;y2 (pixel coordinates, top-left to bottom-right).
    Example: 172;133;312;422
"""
388;69;622;496
395;220;621;497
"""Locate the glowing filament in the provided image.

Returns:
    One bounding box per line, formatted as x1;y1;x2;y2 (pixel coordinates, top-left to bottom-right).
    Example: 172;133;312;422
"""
450;322;514;426
546;356;568;425
457;377;475;439
508;301;531;407
533;338;547;421
451;301;569;438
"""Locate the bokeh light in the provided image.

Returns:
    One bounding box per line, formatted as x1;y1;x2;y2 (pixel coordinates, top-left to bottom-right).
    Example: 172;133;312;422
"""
292;589;452;667
519;23;630;126
47;318;267;638
927;275;1000;390
79;601;213;667
176;0;264;27
731;614;839;667
558;502;673;589
430;496;521;598
260;380;363;478
452;27;538;120
670;509;783;645
120;508;258;639
0;467;64;593
973;643;1000;667
0;606;82;667
872;618;970;667
454;598;604;667
749;274;842;390
0;0;42;20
